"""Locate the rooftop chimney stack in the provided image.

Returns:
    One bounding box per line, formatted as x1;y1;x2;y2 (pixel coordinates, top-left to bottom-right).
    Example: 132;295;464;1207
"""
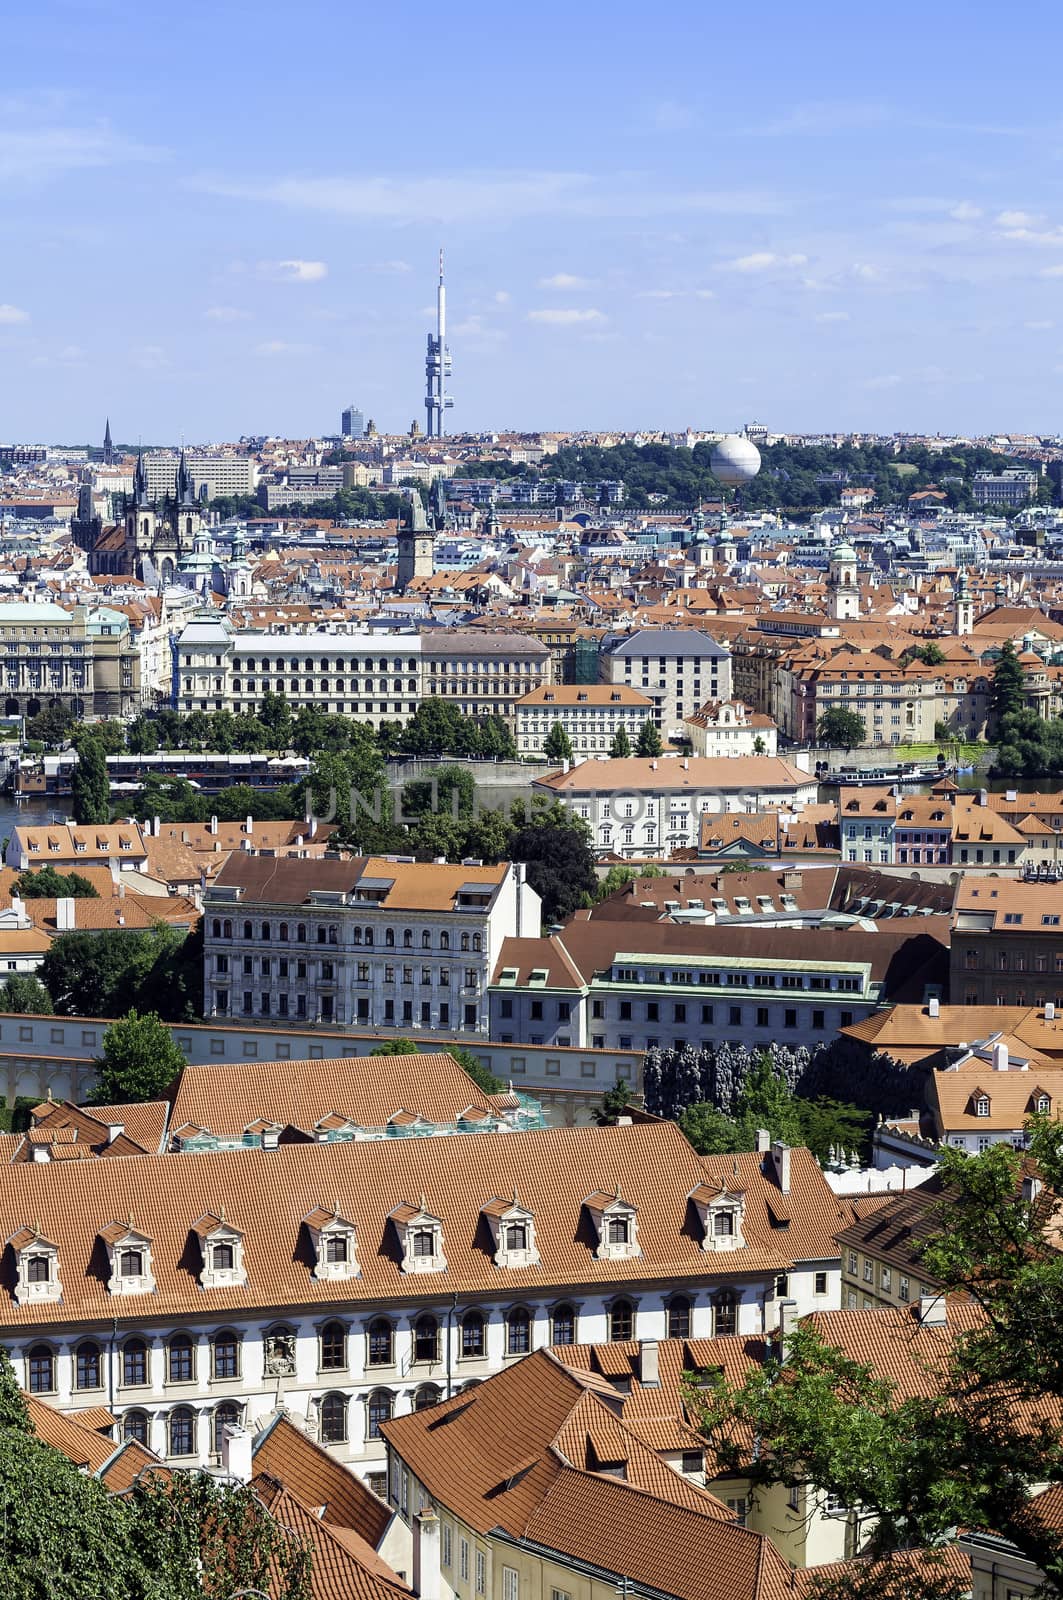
220;1425;253;1483
755;1128;771;1153
412;1508;441;1600
639;1339;660;1388
771;1140;791;1194
992;1042;1009;1072
928;997;940;1018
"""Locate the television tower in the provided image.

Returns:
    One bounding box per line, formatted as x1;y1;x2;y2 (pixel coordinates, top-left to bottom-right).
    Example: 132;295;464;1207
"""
424;249;453;439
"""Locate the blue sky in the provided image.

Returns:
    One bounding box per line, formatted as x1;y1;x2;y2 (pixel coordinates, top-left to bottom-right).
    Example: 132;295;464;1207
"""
4;0;1063;441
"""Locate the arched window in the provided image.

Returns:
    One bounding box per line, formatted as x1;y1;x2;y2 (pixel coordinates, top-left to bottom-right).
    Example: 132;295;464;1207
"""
506;1307;531;1356
385;928;395;948
321;1391;348;1443
367;1388;393;1439
27;1344;54;1393
122;1338;148;1387
413;1315;439;1364
364;928;373;947
321;1320;348;1371
213;1401;242;1456
353;926;362;945
27;1254;51;1283
317;925;327;944
76;1340;102;1390
440;931;450;950
297;923;307;943
422;930;431;949
551;1304;576;1346
279;922;289;942
607;1216;630;1246
119;1248;143;1278
403;929;413;949
123;1408;149;1445
461;1311;485;1358
713;1290;738;1338
169;1406;196;1457
713;1211;734;1238
168;1334;195;1384
243;921;253;941
609;1298;634;1342
212;1330;240;1380
461;933;470;952
472;933;482;952
668;1296;692;1340
260;922;271;941
414;1383;441;1412
212;918;221;938
212;1242;235;1272
367;1318;393;1367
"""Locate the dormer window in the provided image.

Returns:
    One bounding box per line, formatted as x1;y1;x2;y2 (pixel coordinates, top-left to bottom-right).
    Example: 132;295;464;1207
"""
481;1192;540;1269
99;1221;156;1297
584;1187;641;1262
192;1213;247;1288
391;1197;447;1275
9;1228;61;1305
303;1206;359;1281
688;1184;746;1253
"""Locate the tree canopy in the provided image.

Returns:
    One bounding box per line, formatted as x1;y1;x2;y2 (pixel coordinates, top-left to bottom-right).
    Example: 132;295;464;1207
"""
817;706;867;749
635;719;663;757
90;1009;189;1104
990;640;1027;730
39;923;203;1021
0;974;53;1015
16;866;99;899
70;736;110;825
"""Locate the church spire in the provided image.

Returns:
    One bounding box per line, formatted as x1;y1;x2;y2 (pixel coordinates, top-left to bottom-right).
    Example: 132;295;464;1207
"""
132;447;149;507
103;418;114;465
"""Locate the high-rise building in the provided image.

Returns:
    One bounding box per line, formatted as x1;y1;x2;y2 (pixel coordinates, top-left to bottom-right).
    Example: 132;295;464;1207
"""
340;404;365;439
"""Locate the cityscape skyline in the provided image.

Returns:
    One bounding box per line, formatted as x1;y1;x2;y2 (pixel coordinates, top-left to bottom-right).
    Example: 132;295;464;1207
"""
4;0;1063;440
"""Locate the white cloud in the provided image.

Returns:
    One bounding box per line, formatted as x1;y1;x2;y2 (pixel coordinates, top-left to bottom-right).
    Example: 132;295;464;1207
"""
204;305;251;322
192;169;786;222
0;304;29;324
538;272;596;289
261;259;328;283
376;258;411;273
638;289;680;300
1000;226;1063;245
814;310;850;323
493;290;511;305
527;308;606;326
0;123;162;181
949;201;983;220
1025;318;1055;329
1039;264;1063;277
255;339;315;355
996;209;1040;227
721;251;807;273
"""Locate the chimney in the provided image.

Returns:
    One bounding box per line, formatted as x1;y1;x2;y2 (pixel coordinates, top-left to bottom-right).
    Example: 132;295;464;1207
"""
778;1299;799;1360
639;1339;660;1388
771;1139;791;1194
755;1128;771;1153
412;1508;441;1600
152;815;161;837
928;997;940;1018
1046;1002;1056;1022
978;789;988;808
209;814;218;835
992;1041;1009;1072
918;1294;946;1326
55;897;76;932
245;814;254;836
220;1425;254;1482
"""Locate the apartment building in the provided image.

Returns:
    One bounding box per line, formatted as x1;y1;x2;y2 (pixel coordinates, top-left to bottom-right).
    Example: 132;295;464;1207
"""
174;619;421;727
202;854;541;1035
838;786;897;866
143;452;256;499
0;602;96;721
927;1037;1063;1154
951;878;1063;1006
599;629;732;737
0;1120;838;1483
684;698;778;758
972;468;1039;507
534;756;818;858
420;631;550;720
489;917;948;1054
513;683;653;757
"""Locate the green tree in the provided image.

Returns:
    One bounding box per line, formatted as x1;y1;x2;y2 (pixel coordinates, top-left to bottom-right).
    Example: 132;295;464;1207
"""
990;639;1027;730
16;866;99;899
0;974;53;1014
543;721;574;763
90;1008;188;1104
24;702;74;747
693;1125;1063;1598
752;734;767;755
905;641;946;666
508;817;597;925
125;714;159;754
679;1101;742;1154
734;1051;804;1147
70;736;110;824
816;706;867;749
609;725;632;758
595;1077;636;1125
259;689;294;752
75;719;126;755
40;923;202;1020
635;719;663;757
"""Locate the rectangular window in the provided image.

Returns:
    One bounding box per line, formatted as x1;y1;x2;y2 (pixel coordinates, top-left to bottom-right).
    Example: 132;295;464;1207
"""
460;1540;469;1584
863;1259;873;1282
502;1568;519;1600
726;1497;749;1528
847;1249;857;1275
475;1551;486;1595
814;1271;828;1295
442;1523;452;1568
